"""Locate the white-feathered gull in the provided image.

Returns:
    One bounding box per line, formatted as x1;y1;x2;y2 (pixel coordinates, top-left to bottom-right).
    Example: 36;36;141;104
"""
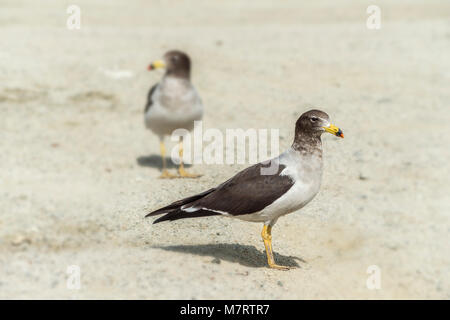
146;110;344;269
145;50;203;178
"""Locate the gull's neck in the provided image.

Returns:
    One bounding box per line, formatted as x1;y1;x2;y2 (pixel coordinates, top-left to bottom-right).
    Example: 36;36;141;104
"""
160;75;192;92
164;68;190;80
291;132;323;159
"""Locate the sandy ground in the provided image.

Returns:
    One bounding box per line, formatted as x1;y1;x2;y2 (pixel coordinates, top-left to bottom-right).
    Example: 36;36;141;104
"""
1;0;449;299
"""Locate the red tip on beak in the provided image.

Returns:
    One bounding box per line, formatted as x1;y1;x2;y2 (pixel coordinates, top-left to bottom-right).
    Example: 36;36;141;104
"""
147;64;153;71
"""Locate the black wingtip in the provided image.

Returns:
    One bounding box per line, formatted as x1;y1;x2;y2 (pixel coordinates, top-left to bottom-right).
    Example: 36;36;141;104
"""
152;211;179;224
145;208;169;218
152;216;166;224
144;188;216;219
145;211;156;218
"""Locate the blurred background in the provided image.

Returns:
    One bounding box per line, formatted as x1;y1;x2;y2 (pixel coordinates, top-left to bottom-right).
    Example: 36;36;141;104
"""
0;0;449;299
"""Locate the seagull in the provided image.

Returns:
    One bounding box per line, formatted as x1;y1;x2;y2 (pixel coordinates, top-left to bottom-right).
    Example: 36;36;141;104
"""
146;110;344;269
145;50;203;178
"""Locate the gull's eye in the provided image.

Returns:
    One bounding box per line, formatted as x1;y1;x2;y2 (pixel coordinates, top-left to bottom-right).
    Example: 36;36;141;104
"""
310;117;319;122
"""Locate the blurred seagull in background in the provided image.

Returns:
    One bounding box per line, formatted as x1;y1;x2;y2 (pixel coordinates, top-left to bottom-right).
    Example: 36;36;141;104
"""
146;110;344;270
145;50;203;178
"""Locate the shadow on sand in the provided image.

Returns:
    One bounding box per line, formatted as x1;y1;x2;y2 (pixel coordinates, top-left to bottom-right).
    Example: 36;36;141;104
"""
136;154;192;170
153;243;306;268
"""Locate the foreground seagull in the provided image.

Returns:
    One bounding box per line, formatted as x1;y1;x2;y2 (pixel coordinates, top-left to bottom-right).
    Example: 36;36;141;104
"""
146;110;343;269
145;50;203;178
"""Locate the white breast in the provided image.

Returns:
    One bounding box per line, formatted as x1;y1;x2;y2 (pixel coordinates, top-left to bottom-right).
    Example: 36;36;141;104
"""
145;77;203;136
159;77;199;111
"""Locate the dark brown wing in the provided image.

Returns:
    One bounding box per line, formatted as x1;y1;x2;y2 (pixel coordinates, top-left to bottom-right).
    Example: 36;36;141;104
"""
147;161;293;223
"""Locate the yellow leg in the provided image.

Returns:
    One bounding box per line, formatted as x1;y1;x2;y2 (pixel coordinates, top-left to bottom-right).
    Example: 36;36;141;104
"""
261;225;293;270
178;140;202;178
159;141;176;179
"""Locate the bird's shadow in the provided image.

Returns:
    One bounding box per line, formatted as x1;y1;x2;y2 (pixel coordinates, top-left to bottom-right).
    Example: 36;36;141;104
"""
136;154;192;170
152;243;306;268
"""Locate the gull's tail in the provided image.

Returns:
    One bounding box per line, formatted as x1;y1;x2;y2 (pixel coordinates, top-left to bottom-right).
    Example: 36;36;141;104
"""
145;188;219;223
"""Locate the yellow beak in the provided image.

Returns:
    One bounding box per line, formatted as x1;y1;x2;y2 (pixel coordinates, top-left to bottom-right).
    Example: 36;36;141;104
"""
148;60;166;71
323;123;344;138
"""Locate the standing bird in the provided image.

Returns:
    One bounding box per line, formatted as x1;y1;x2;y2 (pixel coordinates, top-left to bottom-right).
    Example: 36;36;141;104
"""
146;110;344;270
145;50;203;178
